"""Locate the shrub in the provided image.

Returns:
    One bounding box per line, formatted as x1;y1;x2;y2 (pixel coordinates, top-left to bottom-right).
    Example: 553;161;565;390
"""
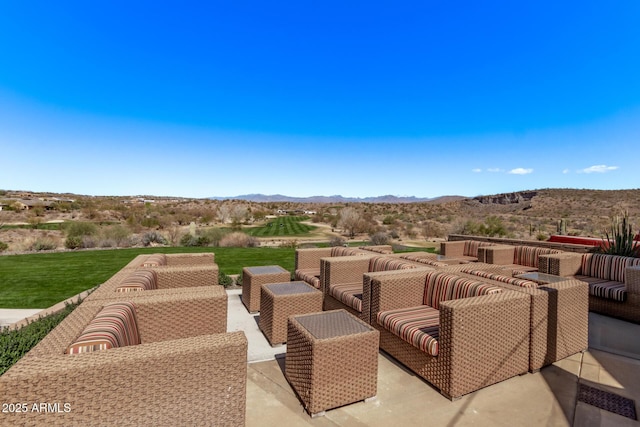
141;231;168;247
279;240;298;249
0;241;8;252
219;232;260;248
599;212;639;257
180;234;211;247
329;236;346;247
64;221;98;238
28;238;57;251
65;236;83;249
218;272;234;288
101;224;132;247
369;232;390;246
0;299;81;375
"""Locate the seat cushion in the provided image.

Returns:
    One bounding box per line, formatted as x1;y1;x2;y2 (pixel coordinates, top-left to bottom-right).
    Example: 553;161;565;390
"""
377;305;440;356
329;282;363;312
576;275;627;302
66;302;140;354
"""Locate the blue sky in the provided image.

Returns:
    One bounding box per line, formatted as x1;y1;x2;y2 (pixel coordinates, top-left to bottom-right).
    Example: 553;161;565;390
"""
1;1;639;199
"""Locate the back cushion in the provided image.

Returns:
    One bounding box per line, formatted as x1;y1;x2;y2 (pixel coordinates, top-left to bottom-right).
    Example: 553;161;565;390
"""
609;256;640;283
369;257;417;272
66;302;140;354
459;268;538;288
513;246;561;268
330;246;361;257
142;253;167;267
581;254;613;280
116;269;158;292
423;272;503;309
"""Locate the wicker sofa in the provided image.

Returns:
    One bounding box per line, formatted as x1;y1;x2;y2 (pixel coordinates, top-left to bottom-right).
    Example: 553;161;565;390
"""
294;246;374;289
540;252;640;324
480;245;563;273
127;252;217;268
319;255;427;321
440;240;497;262
366;269;530;400
441;264;589;371
0;292;247;426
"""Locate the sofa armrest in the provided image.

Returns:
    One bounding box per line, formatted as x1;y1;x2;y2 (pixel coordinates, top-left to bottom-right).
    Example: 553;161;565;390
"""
438;291;530;397
538;253;582;277
483;245;515;265
165;252;216;265
626;266;640;295
153;265;219;289
0;332;247;426
440;241;465;257
295;247;333;270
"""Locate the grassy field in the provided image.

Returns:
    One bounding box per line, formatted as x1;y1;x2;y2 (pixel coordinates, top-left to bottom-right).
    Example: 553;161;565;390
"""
0;247;295;309
245;216;316;237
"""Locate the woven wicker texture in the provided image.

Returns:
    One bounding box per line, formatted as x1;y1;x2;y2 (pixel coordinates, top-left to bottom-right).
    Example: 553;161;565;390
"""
285;310;379;415
1;288;246;426
242;265;290;312
369;271;530;399
259;281;323;345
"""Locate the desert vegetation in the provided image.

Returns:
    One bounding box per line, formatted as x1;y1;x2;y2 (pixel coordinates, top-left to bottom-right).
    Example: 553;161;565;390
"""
1;188;640;254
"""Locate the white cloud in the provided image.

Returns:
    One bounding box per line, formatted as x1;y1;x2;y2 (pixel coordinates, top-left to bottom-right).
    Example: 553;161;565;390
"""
508;168;534;175
562;169;570;174
487;168;504;173
472;168;482;173
579;165;619;174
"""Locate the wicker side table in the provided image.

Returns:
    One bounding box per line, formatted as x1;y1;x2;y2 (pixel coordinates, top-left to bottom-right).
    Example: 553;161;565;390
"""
259;281;323;346
241;265;290;313
285;309;379;416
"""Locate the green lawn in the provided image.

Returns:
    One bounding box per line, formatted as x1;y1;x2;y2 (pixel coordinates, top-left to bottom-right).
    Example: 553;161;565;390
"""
0;247;295;309
246;216;316;237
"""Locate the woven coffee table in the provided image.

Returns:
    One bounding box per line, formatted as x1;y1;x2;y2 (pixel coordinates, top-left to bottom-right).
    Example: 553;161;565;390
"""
259;281;323;346
241;265;290;313
285;309;379;416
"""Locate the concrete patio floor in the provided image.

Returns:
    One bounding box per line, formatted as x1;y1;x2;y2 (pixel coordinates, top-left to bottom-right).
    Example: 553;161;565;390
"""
226;289;640;427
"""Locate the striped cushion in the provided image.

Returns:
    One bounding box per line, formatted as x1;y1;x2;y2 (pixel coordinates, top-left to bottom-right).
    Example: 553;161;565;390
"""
142;253;167;267
115;269;158;292
67;302;140;354
423;272;503;309
329;282;363;312
399;254;448;267
460;268;538;288
609;256;640;283
369;256;418;272
513;246;561;268
576;275;627;302
581;254;613;280
294;269;321;289
377;306;440;356
330;247;361;257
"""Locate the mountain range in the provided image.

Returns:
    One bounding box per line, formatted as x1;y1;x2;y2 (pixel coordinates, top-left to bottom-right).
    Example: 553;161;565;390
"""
208;194;466;204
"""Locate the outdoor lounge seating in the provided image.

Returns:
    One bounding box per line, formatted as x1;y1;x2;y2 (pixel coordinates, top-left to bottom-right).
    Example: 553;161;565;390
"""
367;269;530;399
480;244;563;273
441;265;589;371
319;255;425;321
0;292;247;426
294;246;372;288
439;240;497;262
128;252;217;268
540;252;640;323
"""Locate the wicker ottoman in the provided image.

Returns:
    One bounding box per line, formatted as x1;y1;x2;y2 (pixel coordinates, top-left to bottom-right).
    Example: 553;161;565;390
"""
241;265;290;313
259;281;323;346
285;309;379;416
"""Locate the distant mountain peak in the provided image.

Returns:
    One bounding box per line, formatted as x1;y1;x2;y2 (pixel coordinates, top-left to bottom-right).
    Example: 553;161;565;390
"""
208;194;466;204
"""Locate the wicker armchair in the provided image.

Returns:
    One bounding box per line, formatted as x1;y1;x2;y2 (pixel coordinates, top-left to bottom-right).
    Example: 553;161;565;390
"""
540;252;640;323
480;245;563;273
0;292;246;426
367;269;530;400
294;246;372;288
441;265;588;371
440;240;497;262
